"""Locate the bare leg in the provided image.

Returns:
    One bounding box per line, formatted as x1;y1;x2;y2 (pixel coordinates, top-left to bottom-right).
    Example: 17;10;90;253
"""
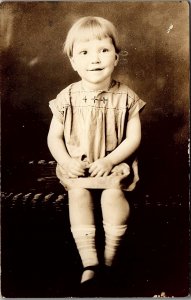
68;188;99;283
101;189;130;266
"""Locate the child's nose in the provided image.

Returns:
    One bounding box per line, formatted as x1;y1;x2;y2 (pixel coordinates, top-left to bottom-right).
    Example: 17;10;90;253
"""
90;52;100;63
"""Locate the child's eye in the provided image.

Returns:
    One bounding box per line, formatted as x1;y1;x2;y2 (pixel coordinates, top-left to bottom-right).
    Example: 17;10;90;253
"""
101;48;109;53
80;50;87;55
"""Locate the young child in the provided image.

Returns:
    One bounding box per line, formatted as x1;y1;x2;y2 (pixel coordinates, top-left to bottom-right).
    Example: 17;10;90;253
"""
47;16;146;285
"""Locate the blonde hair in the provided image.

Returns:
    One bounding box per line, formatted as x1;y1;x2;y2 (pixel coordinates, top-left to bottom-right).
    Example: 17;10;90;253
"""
63;16;120;58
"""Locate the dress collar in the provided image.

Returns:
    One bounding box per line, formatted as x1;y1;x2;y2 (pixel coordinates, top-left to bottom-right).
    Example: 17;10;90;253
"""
78;79;118;94
69;80;120;98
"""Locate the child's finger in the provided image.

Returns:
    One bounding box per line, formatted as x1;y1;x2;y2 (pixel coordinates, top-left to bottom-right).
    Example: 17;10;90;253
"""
76;160;89;170
102;171;109;177
95;170;104;177
72;162;86;172
89;162;101;173
90;167;99;177
68;172;78;178
85;162;90;169
81;161;90;169
88;164;95;173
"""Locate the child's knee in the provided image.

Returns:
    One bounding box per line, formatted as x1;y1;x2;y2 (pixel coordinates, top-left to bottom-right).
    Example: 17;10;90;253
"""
101;189;127;205
101;189;130;219
68;188;93;208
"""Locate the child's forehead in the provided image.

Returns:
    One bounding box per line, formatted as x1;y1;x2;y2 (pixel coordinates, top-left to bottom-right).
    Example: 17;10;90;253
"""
73;37;113;47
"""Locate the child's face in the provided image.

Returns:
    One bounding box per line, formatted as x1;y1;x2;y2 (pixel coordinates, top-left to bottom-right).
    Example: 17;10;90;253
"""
70;37;119;90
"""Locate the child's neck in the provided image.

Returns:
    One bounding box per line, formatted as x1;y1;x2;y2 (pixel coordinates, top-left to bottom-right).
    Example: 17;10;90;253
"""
81;78;113;92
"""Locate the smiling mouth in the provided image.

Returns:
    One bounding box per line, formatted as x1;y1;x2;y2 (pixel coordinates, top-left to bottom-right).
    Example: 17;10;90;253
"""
88;68;104;71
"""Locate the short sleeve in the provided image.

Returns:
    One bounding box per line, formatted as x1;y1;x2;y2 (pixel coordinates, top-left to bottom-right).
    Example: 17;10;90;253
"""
128;90;146;120
49;88;70;124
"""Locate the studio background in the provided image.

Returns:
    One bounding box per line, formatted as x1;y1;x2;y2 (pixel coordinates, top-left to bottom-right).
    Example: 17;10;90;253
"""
1;1;190;297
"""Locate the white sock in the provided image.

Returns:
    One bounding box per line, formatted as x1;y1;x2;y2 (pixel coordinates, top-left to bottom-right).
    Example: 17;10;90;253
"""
71;225;99;268
103;222;127;266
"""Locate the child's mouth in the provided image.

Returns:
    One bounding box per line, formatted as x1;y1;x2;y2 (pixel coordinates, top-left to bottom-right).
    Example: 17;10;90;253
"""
89;68;104;71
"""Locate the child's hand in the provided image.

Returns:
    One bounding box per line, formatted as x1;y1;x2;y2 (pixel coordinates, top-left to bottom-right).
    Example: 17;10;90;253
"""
89;158;113;177
61;158;88;178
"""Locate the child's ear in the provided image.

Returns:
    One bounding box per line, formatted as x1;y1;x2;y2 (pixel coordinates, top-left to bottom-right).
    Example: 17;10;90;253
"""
69;57;77;71
114;53;119;67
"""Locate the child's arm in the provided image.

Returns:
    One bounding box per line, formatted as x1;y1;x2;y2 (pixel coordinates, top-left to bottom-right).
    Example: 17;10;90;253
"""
47;117;87;178
107;113;141;165
89;113;141;177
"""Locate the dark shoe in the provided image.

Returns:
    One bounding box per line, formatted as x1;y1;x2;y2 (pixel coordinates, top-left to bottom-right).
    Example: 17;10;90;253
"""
97;265;119;296
79;265;100;297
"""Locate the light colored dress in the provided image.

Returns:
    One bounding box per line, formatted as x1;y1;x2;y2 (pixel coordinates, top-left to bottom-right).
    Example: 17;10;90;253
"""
49;80;146;191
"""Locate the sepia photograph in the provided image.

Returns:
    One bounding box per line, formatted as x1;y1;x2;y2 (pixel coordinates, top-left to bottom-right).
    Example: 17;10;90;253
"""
1;1;190;298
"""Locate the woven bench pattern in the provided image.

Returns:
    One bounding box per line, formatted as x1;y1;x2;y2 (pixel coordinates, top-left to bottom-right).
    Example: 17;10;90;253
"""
1;160;185;209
